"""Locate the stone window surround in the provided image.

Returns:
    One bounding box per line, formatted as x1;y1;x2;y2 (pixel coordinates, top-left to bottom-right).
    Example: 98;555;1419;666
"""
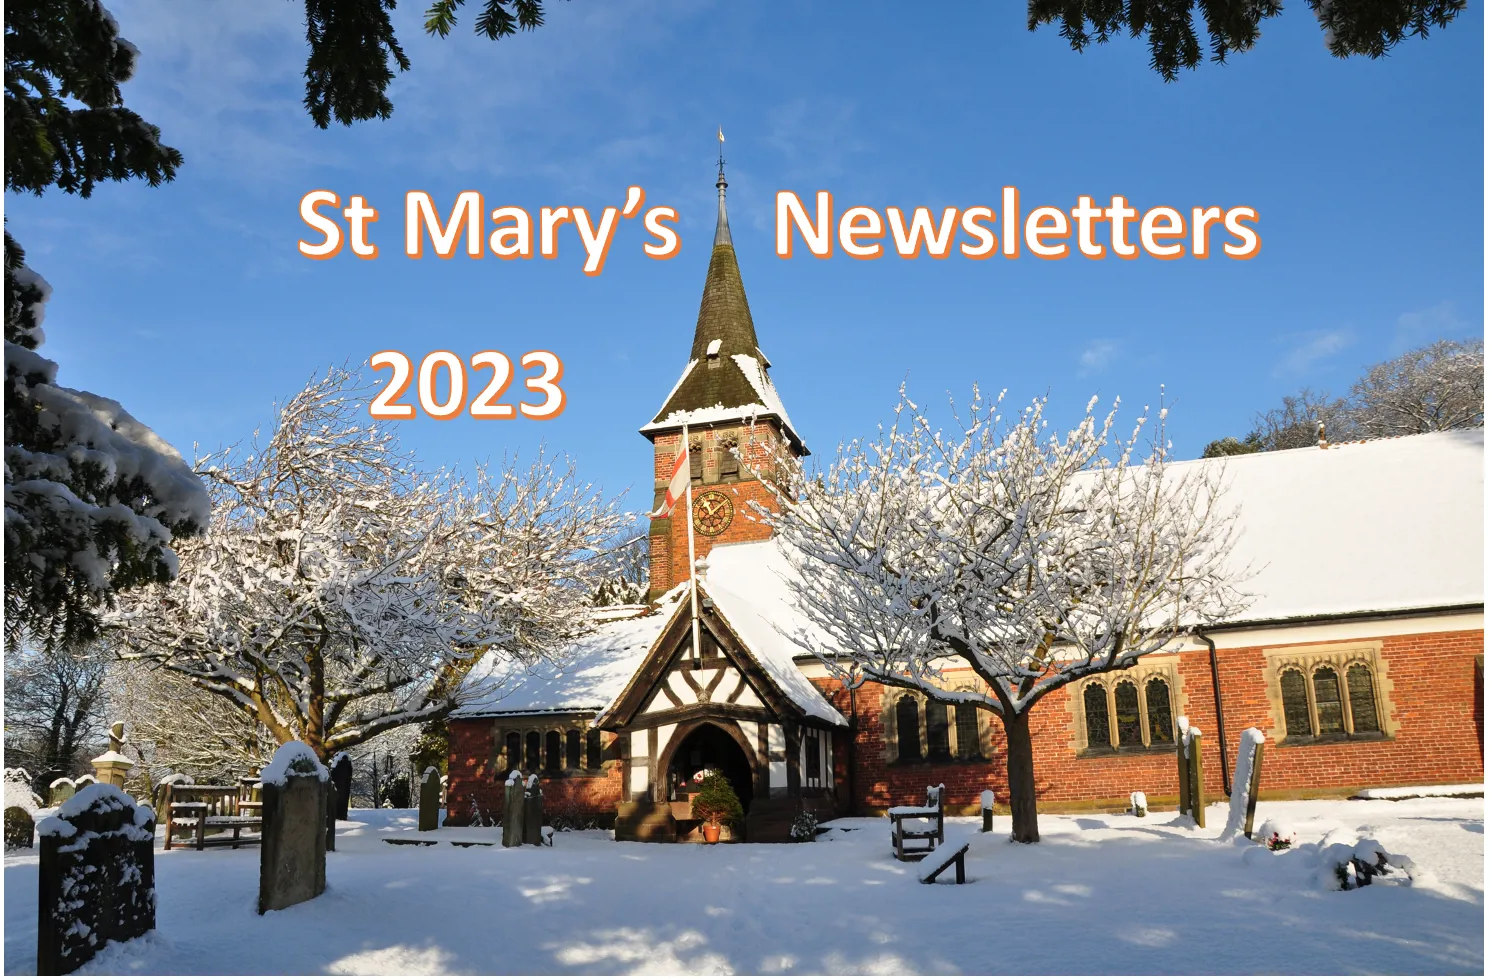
1067;655;1187;755
1262;641;1398;744
654;424;781;491
881;685;992;765
490;719;611;778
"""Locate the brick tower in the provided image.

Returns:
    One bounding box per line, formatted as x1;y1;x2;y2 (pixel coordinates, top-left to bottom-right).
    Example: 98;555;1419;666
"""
640;155;808;600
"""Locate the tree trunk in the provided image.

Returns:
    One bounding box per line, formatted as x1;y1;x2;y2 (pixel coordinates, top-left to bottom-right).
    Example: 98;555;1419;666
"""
1002;710;1040;843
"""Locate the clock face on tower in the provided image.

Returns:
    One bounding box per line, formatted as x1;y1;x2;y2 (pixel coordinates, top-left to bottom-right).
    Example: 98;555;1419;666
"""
692;489;733;536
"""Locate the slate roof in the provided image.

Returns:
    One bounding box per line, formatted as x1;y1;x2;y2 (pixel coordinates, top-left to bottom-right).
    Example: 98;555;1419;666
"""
640;169;806;454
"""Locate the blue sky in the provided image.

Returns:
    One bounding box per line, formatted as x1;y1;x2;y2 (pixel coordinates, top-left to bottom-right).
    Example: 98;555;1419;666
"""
7;1;1483;512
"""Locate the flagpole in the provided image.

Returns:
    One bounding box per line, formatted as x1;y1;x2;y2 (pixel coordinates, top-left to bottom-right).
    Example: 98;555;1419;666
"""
683;424;702;666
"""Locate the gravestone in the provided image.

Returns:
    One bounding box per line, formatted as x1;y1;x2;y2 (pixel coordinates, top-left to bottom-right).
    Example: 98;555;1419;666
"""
502;772;525;847
73;775;97;789
1176;719;1206;827
980;789;994;832
5;807;35;849
46;778;76;808
258;742;329;915
521;774;543;846
36;785;155;975
330;754;352;821
1222;728;1267;840
417;768;441;832
1129;791;1148;817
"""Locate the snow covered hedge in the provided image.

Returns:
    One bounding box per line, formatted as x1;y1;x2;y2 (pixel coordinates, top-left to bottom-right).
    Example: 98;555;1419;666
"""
5;234;208;651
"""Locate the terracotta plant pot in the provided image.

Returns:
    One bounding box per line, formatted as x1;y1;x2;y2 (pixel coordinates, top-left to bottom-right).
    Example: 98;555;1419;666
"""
702;822;722;844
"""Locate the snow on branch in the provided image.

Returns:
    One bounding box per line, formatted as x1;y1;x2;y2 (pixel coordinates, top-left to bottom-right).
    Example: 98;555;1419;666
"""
107;366;630;758
764;385;1248;717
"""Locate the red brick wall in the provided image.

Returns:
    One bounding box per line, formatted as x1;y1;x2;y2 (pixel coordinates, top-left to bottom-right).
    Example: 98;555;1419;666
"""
648;424;789;594
446;627;1484;820
445;720;624;826
814;627;1484;813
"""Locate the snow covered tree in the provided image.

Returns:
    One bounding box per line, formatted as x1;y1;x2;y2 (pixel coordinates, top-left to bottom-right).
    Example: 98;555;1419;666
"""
2;642;109;787
5;1;206;652
765;389;1243;842
1029;0;1466;81
107;661;278;784
1204;338;1483;457
106;367;630;761
592;529;649;606
4;237;209;652
1349;338;1483;437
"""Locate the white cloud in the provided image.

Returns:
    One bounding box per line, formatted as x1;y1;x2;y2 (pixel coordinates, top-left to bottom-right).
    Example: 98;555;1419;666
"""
1078;339;1118;374
1276;328;1352;375
1395;301;1466;347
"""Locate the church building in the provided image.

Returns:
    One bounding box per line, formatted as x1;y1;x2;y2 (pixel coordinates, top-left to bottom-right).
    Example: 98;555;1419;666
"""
445;164;1484;842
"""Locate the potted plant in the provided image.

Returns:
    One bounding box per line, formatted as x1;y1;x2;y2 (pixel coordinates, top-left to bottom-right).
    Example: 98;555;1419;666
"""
689;770;743;844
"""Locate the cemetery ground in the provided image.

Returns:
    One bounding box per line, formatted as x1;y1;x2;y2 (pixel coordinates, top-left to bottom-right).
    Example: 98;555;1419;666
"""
3;796;1482;975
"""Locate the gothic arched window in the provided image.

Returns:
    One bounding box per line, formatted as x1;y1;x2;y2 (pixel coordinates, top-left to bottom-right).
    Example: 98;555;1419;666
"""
1313;667;1345;735
1083;683;1111;750
955;703;981;759
544;730;562;770
1114;680;1143;747
524;731;541;771
505;731;522;773
895;696;922;761
1145;677;1174;744
926;703;950;760
1280;669;1311;739
586;729;603;770
1347;665;1380;733
565;730;582;770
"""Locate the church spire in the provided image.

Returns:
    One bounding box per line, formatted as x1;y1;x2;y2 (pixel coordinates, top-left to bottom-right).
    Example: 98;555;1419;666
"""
714;127;732;247
639;136;806;456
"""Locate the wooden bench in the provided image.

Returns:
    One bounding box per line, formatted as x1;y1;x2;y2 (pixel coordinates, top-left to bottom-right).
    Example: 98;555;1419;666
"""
162;784;263;850
917;834;971;884
889;783;945;861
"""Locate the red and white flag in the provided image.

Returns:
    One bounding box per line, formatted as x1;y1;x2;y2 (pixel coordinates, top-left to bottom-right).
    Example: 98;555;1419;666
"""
651;439;690;517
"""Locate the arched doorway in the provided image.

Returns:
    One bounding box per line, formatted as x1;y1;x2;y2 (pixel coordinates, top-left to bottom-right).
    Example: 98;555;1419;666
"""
662;722;755;816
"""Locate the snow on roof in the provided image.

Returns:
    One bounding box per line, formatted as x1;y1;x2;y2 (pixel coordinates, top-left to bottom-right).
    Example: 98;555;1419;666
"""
703;542;847;726
452;602;677;718
1191;429;1482;624
706;338;722;357
638;352;804;451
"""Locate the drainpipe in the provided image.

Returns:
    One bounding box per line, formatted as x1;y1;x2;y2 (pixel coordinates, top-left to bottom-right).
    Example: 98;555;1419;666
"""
1197;630;1231;797
847;685;859;817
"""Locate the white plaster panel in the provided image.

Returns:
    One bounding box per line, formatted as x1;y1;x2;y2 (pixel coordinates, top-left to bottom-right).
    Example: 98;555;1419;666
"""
666;672;697;705
655;724;676;765
768;724;786;788
735;684;763;708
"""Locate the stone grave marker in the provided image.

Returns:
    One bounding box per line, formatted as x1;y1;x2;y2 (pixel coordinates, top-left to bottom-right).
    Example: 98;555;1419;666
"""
36;784;155;975
1176;718;1206;827
522;774;543;846
46;778;75;808
980;789;994;832
5;807;35;849
330;753;352;821
502;772;525;847
417;768;441;832
258;742;329;915
1222;728;1267;840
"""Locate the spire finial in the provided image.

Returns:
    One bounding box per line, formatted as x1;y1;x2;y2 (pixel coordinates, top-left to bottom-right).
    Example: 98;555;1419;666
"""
714;127;731;247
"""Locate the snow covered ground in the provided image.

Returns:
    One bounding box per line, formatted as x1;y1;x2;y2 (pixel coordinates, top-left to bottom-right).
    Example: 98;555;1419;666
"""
4;797;1482;975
